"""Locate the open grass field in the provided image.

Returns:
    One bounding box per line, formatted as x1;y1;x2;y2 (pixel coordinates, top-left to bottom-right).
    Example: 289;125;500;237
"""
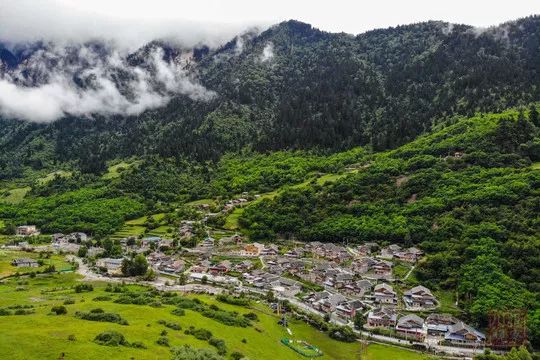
185;198;216;206
102;161;140;180
1;186;31;204
365;343;435;360
224;208;243;230
0;250;74;277
0;273;438;360
37;170;72;185
111;213;168;240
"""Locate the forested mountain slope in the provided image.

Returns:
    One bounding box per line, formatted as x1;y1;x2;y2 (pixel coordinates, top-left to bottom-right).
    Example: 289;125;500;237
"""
1;16;540;177
239;106;540;345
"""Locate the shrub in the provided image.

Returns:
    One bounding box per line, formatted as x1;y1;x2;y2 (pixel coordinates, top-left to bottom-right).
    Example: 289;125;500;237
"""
75;310;128;325
74;284;93;293
14;309;34;315
0;309;12;316
231;351;245;360
171;345;223;360
94;331;128;347
51;305;67;315
216;294;250;306
130;341;147;349
158;320;182;330
243;312;258;321
67;334;76;341
171;308;185;316
209;337;227;355
241;338;247;344
63;298;75;305
93;296;112;301
328;326;357;342
184;327;213;341
156;336;169;347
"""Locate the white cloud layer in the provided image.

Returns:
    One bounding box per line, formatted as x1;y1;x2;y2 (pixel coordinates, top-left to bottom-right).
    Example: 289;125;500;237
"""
0;45;215;122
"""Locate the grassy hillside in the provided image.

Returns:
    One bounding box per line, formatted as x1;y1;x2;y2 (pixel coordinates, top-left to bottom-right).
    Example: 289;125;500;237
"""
0;273;435;360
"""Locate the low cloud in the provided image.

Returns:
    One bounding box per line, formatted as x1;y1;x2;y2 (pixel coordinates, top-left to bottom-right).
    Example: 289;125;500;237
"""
260;42;274;62
0;45;216;123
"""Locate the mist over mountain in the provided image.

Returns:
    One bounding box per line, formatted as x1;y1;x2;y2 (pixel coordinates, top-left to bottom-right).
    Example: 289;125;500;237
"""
0;15;539;176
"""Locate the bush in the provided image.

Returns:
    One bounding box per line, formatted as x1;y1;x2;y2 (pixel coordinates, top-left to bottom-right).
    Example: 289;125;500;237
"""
93;296;112;301
243;312;258;321
184;327;213;341
158;320;182;330
328;326;357;343
231;351;245;360
75;310;128;325
156;336;169;347
0;308;12;316
94;331;128;347
171;308;185;316
67;334;76;341
130;341;147;349
171;345;223;360
209;337;227;355
216;294;250;306
74;284;93;293
51;305;67;315
63;298;75;305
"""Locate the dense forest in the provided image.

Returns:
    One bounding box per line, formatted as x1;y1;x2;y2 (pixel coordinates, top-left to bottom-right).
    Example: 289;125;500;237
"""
1;16;540;177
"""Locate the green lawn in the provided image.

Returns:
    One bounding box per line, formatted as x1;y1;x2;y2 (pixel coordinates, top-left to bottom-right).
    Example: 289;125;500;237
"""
393;261;412;279
0;250;74;277
366;343;436;360
102;161;139;180
37;170;72;185
110;225;146;240
147;225;175;237
185;198;216;206
1;187;31;204
316;173;347;185
224;208;243;230
532;162;540;170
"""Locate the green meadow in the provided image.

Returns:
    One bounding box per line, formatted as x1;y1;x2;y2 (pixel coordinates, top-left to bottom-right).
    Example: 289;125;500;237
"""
0;272;437;360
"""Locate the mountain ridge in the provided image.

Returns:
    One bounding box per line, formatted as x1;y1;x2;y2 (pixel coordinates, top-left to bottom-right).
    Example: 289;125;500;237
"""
0;15;540;178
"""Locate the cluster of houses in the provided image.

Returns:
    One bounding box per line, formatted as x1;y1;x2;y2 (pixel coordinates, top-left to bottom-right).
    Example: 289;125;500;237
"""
306;242;352;264
379;244;424;263
366;309;485;345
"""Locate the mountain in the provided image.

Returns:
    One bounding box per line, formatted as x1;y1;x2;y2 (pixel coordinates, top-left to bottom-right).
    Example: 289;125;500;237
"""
1;16;540;178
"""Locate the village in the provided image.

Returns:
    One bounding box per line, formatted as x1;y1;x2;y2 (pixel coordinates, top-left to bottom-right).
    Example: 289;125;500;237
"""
5;214;487;356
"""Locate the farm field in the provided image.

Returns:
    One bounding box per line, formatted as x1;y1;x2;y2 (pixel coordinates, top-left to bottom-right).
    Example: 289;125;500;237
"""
0;250;74;277
0;273;437;360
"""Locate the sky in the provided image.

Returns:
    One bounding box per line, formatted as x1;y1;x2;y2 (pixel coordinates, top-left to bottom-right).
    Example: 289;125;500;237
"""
1;0;539;48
